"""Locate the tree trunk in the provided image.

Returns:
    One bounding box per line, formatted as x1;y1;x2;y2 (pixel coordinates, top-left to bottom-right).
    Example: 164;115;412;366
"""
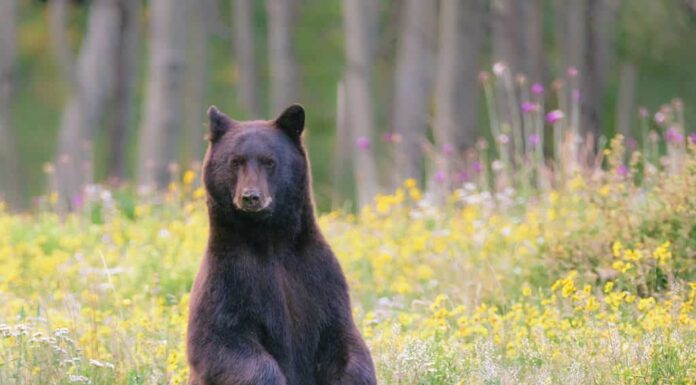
433;0;482;177
0;0;21;209
137;0;188;190
55;0;121;207
267;0;300;113
184;0;209;168
107;0;141;181
391;0;437;184
520;0;544;83
615;62;637;139
581;0;619;138
342;0;379;207
234;0;260;118
491;0;520;71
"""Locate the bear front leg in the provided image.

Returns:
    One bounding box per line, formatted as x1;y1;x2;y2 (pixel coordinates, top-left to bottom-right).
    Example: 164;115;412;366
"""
188;341;287;385
317;325;376;385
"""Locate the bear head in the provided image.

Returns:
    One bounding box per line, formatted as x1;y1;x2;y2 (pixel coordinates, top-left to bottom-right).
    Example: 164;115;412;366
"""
202;104;310;232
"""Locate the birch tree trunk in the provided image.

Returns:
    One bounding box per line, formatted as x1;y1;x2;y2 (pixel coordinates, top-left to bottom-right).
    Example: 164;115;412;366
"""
267;0;299;113
234;0;260;118
342;0;379;207
137;0;188;190
55;0;120;207
184;0;209;167
433;0;482;177
107;0;141;181
392;0;436;184
0;0;21;208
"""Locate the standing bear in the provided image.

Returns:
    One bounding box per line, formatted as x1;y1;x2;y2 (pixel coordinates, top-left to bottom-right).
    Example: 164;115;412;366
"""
187;104;376;385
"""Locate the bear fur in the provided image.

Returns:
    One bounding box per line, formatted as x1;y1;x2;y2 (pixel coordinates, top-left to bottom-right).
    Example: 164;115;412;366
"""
186;104;376;385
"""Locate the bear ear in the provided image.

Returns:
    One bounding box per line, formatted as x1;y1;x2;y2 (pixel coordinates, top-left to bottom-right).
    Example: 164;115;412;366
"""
273;104;305;141
207;105;236;142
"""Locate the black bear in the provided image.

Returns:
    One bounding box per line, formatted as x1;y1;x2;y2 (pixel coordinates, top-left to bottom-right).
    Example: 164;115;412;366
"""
186;104;376;385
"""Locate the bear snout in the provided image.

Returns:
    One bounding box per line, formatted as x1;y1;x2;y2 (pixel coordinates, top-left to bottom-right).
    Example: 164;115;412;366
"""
236;188;272;212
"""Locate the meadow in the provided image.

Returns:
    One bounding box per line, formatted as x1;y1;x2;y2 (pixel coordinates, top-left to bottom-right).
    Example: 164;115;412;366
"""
1;135;696;385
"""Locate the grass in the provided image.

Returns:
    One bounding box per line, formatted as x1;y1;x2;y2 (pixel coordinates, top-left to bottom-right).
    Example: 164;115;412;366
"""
1;136;696;384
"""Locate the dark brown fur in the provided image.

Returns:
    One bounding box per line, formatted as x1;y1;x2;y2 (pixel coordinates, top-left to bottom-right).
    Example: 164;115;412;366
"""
187;105;376;385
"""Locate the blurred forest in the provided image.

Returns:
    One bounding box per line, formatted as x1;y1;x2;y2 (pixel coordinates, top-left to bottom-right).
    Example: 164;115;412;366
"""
0;0;695;211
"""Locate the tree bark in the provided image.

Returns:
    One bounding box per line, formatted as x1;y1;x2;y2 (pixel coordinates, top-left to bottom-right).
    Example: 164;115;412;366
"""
137;0;188;190
55;0;121;207
491;0;520;71
342;0;379;207
520;0;544;83
184;0;209;168
0;0;21;208
391;0;437;183
234;0;260;118
433;0;482;176
267;0;300;113
615;62;637;139
107;0;141;181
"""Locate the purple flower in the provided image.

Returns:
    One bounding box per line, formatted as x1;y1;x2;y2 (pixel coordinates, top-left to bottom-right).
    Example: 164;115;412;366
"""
531;83;544;95
616;165;629;177
571;89;581;102
546;110;565;124
472;162;483;173
521;102;537;113
664;127;683;144
356;137;371;150
638;107;649;118
442;143;454;155
626;137;638;152
567;67;579;78
71;194;85;209
689;133;696;144
434;171;446;184
457;170;470;182
528;134;541;147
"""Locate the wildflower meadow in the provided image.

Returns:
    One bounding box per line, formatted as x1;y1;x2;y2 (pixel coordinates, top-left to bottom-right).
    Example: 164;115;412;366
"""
2;127;696;384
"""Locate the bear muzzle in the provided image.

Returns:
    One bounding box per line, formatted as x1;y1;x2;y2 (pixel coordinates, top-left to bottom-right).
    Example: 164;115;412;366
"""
235;188;273;212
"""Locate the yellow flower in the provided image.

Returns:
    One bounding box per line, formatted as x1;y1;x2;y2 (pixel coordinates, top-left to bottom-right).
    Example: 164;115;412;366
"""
183;170;196;185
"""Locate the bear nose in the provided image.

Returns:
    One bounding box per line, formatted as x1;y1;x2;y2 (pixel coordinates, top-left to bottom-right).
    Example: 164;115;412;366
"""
241;189;262;210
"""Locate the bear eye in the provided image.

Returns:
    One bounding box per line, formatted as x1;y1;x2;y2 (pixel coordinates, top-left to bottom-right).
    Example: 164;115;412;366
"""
230;157;244;168
260;157;275;168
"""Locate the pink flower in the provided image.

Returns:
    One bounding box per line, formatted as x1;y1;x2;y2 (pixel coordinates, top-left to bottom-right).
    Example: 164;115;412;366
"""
442;143;454;155
638;107;649;118
472;162;483;173
479;71;490;83
531;83;544;95
520;102;537;113
492;62;507;76
567;67;579;77
616;165;628;177
382;132;401;143
572;89;581;102
434;171;446;183
546;110;565;124
689;133;696;144
664;127;683;144
654;112;666;125
528;134;540;147
356;137;371;150
457;170;470;182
